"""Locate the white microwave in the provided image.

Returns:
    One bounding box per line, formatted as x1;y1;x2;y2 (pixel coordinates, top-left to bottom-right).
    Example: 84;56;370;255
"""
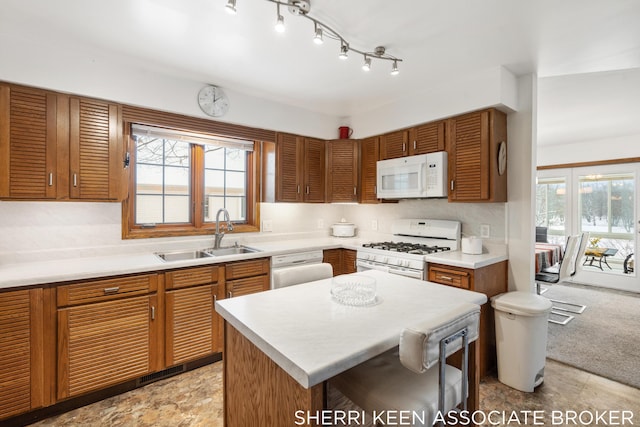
376;152;448;199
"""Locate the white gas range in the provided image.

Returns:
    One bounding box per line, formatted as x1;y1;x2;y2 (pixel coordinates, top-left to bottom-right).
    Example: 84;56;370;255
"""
356;219;461;280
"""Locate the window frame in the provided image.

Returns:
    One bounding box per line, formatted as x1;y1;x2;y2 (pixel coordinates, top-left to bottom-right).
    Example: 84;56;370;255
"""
122;122;260;239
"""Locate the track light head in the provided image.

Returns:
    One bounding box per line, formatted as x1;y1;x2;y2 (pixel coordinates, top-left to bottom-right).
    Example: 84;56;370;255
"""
362;56;371;71
225;0;237;14
313;25;323;45
275;4;285;33
391;60;399;75
339;43;349;60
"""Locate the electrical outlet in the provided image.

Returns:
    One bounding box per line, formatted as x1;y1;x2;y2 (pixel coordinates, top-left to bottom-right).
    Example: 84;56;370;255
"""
317;219;324;229
371;219;378;231
262;220;273;232
480;224;490;238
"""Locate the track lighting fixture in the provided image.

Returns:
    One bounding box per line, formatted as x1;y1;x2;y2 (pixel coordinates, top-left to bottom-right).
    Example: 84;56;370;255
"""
274;3;285;33
225;0;403;75
225;0;237;14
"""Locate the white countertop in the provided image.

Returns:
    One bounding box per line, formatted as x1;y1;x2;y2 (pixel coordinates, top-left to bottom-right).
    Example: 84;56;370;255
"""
215;270;487;388
0;236;506;290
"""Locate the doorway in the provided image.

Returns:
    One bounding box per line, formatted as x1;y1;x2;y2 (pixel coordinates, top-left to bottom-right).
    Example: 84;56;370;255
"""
536;163;638;293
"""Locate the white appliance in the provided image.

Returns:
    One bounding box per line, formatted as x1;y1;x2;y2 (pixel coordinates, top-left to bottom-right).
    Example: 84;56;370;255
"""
270;250;324;288
376;152;447;199
356;219;461;280
331;219;357;237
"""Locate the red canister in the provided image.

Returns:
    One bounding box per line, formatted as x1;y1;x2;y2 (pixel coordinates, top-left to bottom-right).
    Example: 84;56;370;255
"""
339;126;353;139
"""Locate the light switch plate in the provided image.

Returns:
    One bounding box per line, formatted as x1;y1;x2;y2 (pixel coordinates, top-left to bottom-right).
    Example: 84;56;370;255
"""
480;224;490;238
317;219;324;229
262;220;273;232
371;219;378;231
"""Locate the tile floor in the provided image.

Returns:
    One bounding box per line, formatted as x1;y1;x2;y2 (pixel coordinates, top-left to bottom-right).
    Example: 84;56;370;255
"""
29;359;640;427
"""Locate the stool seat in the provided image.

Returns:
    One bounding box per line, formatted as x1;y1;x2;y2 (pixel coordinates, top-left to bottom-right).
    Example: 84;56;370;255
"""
331;348;462;426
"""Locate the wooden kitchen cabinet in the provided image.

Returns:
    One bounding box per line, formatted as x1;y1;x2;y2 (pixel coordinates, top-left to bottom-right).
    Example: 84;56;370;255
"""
0;84;60;199
165;266;224;364
409;120;446;155
226;258;270;297
274;133;325;203
69;97;123;200
428;260;508;378
379;129;408;160
0;83;124;201
323;249;357;276
447;108;507;202
0;289;46;421
56;273;160;399
327;139;358;203
359;136;379;203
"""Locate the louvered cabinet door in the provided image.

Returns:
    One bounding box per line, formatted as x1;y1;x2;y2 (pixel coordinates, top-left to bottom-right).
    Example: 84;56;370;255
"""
447;111;490;201
359;136;379;203
57;295;155;399
69;98;122;200
327;140;358;202
226;275;270;298
0;85;58;199
0;289;44;420
379;130;408;160
166;284;221;365
322;249;343;276
303;138;326;202
275;133;303;202
409;120;445;155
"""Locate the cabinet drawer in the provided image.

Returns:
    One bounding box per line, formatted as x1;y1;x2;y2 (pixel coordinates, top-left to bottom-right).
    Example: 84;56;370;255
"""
225;258;270;280
165;266;219;289
57;274;158;307
428;266;471;289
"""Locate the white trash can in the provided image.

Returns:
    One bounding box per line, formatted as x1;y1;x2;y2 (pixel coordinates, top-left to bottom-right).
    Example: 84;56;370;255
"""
491;291;552;392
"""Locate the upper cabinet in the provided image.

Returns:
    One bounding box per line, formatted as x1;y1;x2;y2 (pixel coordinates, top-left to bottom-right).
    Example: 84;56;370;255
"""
379;130;408;160
0;83;124;201
447;109;507;202
274;133;325;203
327;139;358;203
0;84;59;199
69;98;123;200
409;121;446;155
359;136;379;204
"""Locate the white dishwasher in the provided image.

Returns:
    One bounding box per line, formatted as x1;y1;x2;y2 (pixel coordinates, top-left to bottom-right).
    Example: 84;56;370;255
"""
270;250;324;288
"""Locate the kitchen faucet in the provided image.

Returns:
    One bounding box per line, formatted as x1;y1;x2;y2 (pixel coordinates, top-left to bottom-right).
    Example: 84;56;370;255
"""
214;208;234;249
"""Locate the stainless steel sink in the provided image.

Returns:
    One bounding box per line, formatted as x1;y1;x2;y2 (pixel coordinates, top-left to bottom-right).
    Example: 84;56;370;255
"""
203;246;260;256
156;250;213;262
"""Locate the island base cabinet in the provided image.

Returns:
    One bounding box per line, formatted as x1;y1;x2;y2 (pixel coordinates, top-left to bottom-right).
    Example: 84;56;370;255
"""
224;323;323;427
57;295;158;399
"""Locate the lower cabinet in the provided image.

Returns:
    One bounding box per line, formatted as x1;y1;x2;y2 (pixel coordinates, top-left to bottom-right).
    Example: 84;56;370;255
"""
323;249;357;276
428;261;508;378
0;289;45;420
226;258;270;298
56;273;160;399
165;266;224;364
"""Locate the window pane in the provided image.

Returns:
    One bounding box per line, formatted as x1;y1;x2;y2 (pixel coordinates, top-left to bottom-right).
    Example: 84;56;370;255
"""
136;137;164;165
205;170;225;196
226;148;246;171
136;195;163;223
205;147;225;169
136;164;164;195
165;141;191;167
536;177;566;244
164;196;190;223
226;171;246;195
165;166;190;195
203;147;248;223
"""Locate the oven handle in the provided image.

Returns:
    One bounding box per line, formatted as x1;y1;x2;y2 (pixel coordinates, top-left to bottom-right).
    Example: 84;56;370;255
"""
388;267;424;279
356;260;390;273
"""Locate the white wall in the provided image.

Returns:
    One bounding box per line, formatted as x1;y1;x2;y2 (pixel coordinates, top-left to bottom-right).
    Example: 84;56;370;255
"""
537;133;640;166
507;74;537;292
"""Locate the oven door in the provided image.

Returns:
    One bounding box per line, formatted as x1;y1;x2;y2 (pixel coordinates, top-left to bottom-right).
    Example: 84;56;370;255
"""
356;258;425;280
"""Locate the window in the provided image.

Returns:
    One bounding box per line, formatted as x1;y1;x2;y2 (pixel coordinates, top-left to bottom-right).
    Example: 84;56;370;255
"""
535;176;567;244
124;124;258;238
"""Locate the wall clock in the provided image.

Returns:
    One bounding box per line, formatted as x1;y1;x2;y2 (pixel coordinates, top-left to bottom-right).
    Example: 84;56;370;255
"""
198;85;230;117
497;141;507;176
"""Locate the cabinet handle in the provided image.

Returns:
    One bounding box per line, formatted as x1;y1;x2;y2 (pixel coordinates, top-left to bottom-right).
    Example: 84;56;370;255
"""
413;140;417;150
213;294;217;303
306;185;310;195
297;184;300;194
402;142;406;152
439;275;453;281
450;180;455;191
227;291;233;298
48;172;53;186
103;287;120;294
374;185;377;195
353;186;357;195
73;173;78;187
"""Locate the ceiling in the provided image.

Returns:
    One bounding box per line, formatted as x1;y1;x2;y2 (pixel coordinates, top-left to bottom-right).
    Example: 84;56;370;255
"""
2;0;640;145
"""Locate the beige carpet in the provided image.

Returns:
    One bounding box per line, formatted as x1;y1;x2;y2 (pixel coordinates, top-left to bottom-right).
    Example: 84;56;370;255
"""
544;282;640;389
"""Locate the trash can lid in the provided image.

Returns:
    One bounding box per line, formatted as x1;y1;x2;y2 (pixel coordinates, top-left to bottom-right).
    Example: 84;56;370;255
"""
491;291;552;316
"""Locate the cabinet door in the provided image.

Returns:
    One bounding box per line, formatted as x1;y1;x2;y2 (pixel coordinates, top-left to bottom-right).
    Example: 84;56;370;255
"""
327;139;358;203
342;249;357;274
57;295;156;399
303;137;326;202
276;133;303;202
379;130;408;160
409;121;445;155
0;85;58;199
166;284;222;365
323;249;343;276
69;98;123;200
227;275;270;298
0;289;44;420
359;136;379;203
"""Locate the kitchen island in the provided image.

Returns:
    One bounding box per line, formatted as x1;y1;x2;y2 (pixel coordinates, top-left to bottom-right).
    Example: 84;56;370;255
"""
215;270;487;426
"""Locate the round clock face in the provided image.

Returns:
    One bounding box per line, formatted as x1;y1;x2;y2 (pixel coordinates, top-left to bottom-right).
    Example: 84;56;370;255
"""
198;85;229;117
497;141;507;176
